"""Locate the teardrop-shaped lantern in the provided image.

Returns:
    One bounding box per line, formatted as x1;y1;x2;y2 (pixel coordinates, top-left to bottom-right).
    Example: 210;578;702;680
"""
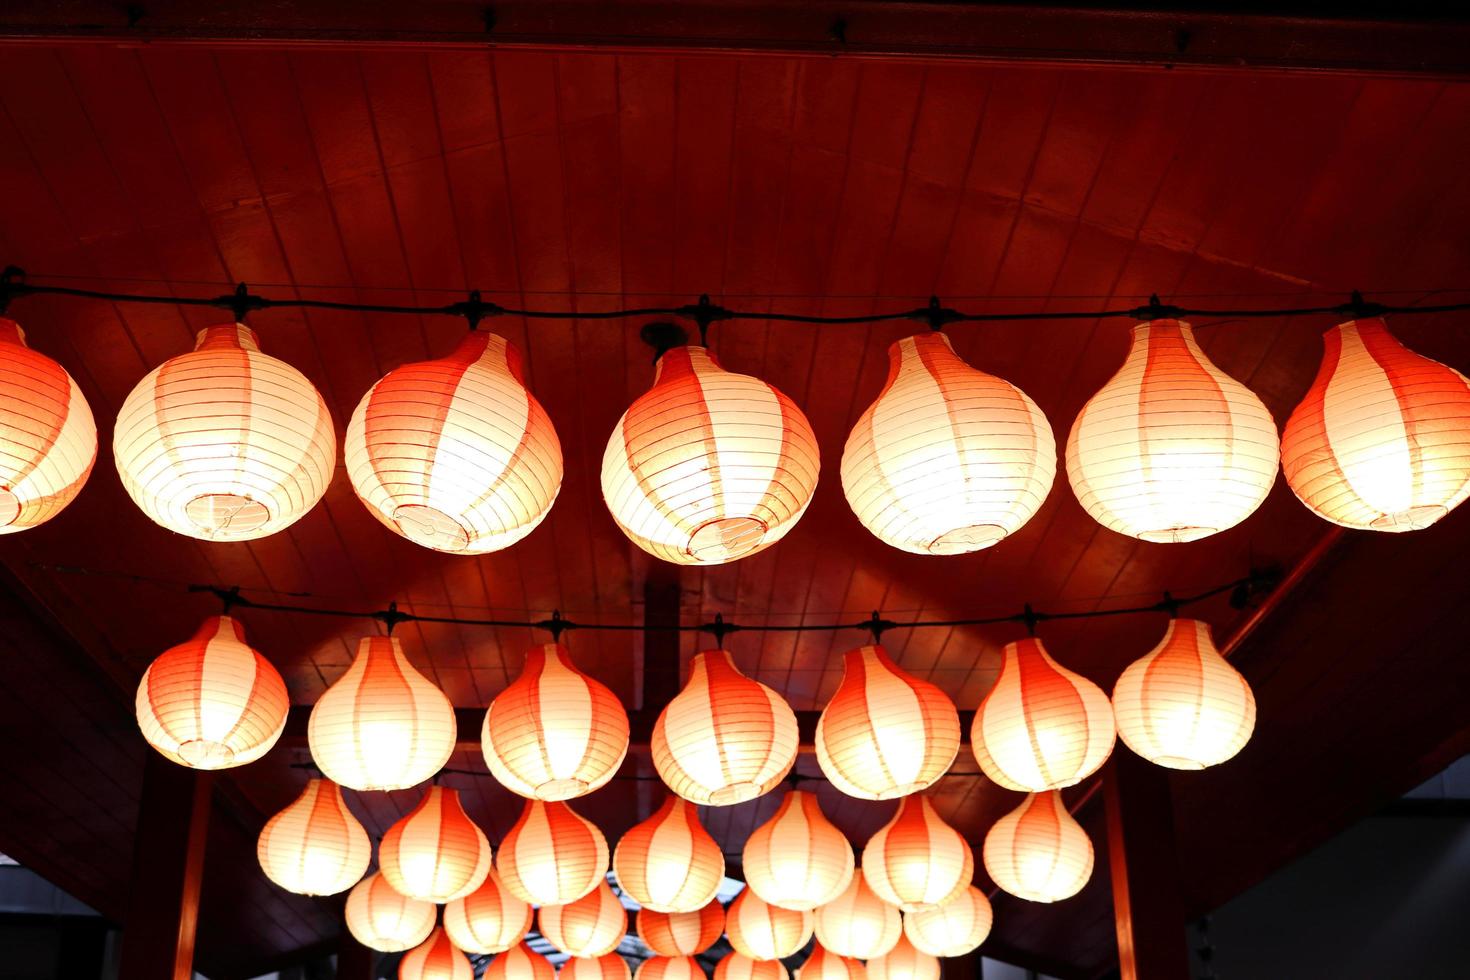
652;649;799;805
635;957;704;980
815;646;959;800
443;868;533;955
114;324;335;541
970;638;1115;792
742;791;853;912
482;642;629;800
901;885;992;958
601;343;820;565
725;887;812;961
380;786;492;903
344;872;437;953
400;928;474;980
563;954;633;980
497;799;609;906
345;331;562;553
256;777;370;896
540;879;628;958
796;946;865;980
613;795;725;913
1113;619;1255;770
842;332;1055;554
860;796;972;913
638;900;725;957
982;792;1093;903
1065;319;1279;542
136;616;288;770
1282;317;1470;531
717;956;788;980
485;943;557;980
0;318;97;534
865;936;939;980
811;870;901;961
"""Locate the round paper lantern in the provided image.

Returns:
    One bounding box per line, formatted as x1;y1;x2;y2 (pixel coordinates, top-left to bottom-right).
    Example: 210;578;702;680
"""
601;344;820;565
742;791;853;912
483;642;629;800
635;957;704;980
725;888;811;961
256;777;369;896
815;646;959;801
970;638;1115;792
135;615;288;770
541;880;628;958
811;870;901;961
1112;619;1256;770
0;318;97;534
613;796;724;913
497;799;609;906
1065;319;1279;542
652;649;799;806
486;943;556;980
865;937;939;980
1282;317;1470;531
716;955;788;980
345;331;562;553
344;872;437;953
400;928;474;980
842;331;1054;554
860;796;972;913
637;900;725;956
982;792;1093;903
380;786;492;903
114;323;334;541
443;868;533;955
563;955;633;980
902;886;992;957
796;946;865;980
308;635;457;792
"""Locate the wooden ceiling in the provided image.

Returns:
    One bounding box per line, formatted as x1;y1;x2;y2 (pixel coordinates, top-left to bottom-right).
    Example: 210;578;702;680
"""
1;22;1470;980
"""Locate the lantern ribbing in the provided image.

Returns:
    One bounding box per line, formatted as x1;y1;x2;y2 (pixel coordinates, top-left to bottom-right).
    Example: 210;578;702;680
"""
379;785;492;903
256;777;370;896
497;799;610;906
614;796;725;913
485;943;557;980
860;796;973;913
724;887;813;960
811;870;902;960
865;936;940;980
796;945;866;980
901;885;993;957
742;791;854;912
635;957;706;980
563;955;633;980
716;954;789;980
540;880;629;958
443;868;533;955
344;872;437;953
637;901;726;957
982;791;1094;903
400;928;474;980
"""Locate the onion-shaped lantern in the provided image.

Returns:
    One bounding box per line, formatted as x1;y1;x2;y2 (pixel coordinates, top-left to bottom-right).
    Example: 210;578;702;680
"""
725;887;811;960
443;868;532;955
540;880;628;958
901;885;992;957
497;799;609;906
982;792;1093;903
796;946;865;980
344;872;437;953
811;870;901;961
865;937;939;980
563;955;633;980
716;956;788;980
635;957;705;980
860;796;972;912
256;777;370;896
400;928;474;980
379;786;492;903
637;900;725;956
613;796;724;913
742;791;853;912
485;943;557;980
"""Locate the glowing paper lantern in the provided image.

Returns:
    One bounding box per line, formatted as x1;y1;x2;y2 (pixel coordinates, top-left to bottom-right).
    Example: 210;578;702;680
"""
135;616;288;770
815;646;959;800
811;870;901;960
379;786;492;903
860;796;973;912
842;332;1054;554
486;943;556;980
652;649;799;805
796;946;865;980
0;318;96;533
725;887;812;960
601;344;820;565
308;635;457;792
865;937;939;980
400;928;474;980
982;792;1093;903
114;323;334;541
637;900;725;956
902;885;992;958
563;955;633;980
483;642;629;800
635;957;704;980
742;791;854;912
613;796;724;913
970;638;1115;792
716;955;789;980
497;799;609;906
1282;317;1470;531
1113;619;1256;770
344;872;437;953
540;880;628;958
345;331;562;553
443;868;533;955
256;777;369;896
1065;319;1279;542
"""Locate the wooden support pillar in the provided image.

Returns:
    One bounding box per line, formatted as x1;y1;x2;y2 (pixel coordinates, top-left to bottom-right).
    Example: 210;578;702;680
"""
640;563;683;712
118;752;213;980
1103;751;1191;980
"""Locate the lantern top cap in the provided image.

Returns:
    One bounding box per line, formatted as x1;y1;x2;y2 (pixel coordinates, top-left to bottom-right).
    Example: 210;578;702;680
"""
194;322;262;351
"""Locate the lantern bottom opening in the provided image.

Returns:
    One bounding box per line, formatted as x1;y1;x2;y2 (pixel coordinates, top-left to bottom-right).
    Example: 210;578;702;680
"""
1370;504;1447;531
534;776;592;800
708;781;763;805
176;738;236;769
927;523;1006;555
393;503;472;551
186;492;270;536
0;489;18;525
687;516;767;562
1136;524;1216;544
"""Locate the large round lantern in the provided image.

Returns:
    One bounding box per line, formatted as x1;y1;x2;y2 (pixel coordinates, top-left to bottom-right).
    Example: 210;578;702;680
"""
308;635;457;792
344;872;437;953
742;791;853;912
136;615;288;770
860;796;972;912
865;936;939;980
635;957;704;980
400;928;474;980
601;343;820;566
982;792;1093;903
443;868;532;955
345;331;562;553
540;880;628;958
486;943;556;980
114;323;334;541
638;900;725;956
256;777;370;896
970;638;1115;792
1282;317;1470;531
811;870;901;961
1112;619;1255;770
652;649;799;805
796;946;865;980
379;786;492;903
815;645;959;800
725;888;812;960
497;799;609;906
716;955;788;980
613;796;724;913
564;955;633;980
842;331;1054;554
901;885;992;957
0;318;97;534
1065;319;1279;542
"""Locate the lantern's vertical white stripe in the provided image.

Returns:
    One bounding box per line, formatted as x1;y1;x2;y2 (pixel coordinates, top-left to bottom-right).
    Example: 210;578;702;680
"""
537;655;596;781
1325;324;1415;516
867;339;963;546
859;656;927;790
707;377;782;522
659;657;721;786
